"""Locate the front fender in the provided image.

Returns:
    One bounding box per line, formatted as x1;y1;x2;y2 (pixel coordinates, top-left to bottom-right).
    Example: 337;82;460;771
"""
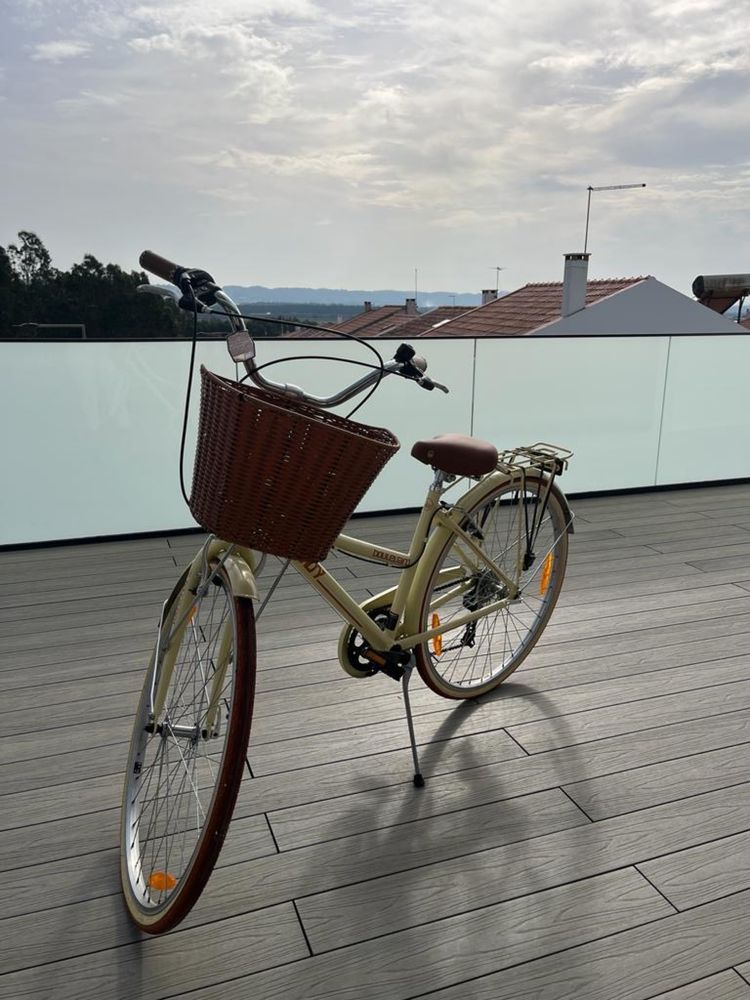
185;539;260;600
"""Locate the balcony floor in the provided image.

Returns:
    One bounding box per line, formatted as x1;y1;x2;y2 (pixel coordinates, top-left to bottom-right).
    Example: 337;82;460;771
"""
2;485;750;999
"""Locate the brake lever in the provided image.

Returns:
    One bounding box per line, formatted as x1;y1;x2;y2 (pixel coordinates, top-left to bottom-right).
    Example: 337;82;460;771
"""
419;376;450;394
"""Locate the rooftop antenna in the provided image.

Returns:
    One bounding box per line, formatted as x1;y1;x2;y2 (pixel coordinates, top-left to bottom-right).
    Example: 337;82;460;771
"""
414;267;418;308
493;266;506;293
584;183;646;254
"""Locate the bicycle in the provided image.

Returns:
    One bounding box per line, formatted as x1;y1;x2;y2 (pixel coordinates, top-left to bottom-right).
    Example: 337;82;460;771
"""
121;251;575;934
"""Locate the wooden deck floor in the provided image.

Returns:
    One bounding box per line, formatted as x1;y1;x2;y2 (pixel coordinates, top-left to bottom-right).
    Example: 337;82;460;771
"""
2;485;750;999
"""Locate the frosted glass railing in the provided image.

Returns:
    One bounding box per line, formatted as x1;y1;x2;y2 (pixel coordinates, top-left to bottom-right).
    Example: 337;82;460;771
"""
0;335;745;545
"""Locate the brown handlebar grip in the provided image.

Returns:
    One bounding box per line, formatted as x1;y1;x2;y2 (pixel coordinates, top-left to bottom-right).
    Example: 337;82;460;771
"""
139;251;183;284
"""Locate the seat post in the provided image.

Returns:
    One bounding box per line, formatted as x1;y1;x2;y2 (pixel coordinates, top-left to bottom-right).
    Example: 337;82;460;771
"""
430;469;452;491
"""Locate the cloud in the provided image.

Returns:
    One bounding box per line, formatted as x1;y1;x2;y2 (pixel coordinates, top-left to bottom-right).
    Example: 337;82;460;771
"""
3;0;750;289
31;40;91;61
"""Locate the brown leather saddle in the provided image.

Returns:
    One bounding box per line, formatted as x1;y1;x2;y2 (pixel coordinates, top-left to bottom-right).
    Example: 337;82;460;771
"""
411;433;498;477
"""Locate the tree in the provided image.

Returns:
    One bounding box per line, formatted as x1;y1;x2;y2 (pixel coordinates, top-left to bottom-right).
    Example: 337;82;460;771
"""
6;231;55;285
1;232;221;339
0;246;21;333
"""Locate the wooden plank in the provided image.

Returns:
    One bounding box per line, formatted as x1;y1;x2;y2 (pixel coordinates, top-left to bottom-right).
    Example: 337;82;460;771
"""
185;788;587;933
178;870;670;1000
0;668;144;714
0;651;148;693
293;782;750;954
250;653;750;751
548;584;747;627
0;616;159;656
646;972;750;1000
0;716;133;766
690;553;750;573
0;551;177;586
0;574;181;610
2;811;276;921
639;830;750;911
556;567;750;606
0;799;275;874
519;612;750;671
0;903;307;999
0;717;523;803
508;678;750;754
521;633;750;691
0;560;181;598
648;529;750;554
250;663;750;776
1;492;749;1000
563;743;750;820
0;789;586;971
0;589;164;635
267;708;750;851
0;536;172;567
412;889;750;1000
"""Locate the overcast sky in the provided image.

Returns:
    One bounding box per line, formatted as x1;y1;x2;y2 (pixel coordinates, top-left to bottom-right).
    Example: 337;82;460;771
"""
1;0;748;295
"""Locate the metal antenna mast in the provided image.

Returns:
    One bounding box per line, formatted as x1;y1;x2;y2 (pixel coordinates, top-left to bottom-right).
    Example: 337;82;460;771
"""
584;183;646;254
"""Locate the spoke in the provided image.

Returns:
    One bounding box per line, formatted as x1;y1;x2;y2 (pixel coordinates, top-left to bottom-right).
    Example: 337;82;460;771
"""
125;574;238;912
423;482;565;692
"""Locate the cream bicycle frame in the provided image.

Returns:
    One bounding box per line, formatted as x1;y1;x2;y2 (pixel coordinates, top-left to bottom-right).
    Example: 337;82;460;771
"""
150;465;569;724
299;467;558;656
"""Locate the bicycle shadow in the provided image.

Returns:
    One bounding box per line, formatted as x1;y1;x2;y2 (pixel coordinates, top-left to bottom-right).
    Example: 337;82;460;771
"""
303;670;589;952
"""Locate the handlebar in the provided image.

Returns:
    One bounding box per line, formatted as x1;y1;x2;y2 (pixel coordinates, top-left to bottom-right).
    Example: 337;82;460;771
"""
139;251;184;285
139;250;449;406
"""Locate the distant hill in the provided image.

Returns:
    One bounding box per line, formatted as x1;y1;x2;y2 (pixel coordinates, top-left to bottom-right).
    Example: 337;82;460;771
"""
237;301;362;325
224;286;483;309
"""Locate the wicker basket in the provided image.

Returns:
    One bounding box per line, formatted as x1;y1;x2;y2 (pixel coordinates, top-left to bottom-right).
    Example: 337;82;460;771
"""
189;367;400;562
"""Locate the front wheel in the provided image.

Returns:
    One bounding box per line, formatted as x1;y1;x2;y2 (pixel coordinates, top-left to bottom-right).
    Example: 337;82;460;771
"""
415;475;569;699
120;565;256;934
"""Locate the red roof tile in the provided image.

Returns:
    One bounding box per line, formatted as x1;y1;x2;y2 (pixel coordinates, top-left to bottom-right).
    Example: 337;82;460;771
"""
328;306;405;336
376;306;473;337
418;278;648;337
286;303;422;339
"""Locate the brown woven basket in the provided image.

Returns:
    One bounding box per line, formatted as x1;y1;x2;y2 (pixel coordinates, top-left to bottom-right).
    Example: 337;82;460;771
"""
189;367;400;562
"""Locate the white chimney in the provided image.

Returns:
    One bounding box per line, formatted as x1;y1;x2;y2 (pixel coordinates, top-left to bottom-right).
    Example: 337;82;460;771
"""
481;289;498;305
405;297;417;315
561;252;590;317
364;301;372;312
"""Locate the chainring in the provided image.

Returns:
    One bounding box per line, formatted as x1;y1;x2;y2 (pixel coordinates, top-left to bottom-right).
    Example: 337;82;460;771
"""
340;605;393;678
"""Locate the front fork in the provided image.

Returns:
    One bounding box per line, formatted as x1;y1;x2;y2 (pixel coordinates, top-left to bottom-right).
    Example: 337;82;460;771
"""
150;538;257;735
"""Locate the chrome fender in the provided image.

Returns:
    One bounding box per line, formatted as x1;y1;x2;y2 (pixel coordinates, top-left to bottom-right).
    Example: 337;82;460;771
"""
185;539;260;600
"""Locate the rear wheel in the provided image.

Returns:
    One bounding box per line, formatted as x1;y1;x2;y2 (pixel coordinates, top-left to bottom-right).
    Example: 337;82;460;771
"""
415;475;569;699
120;565;255;934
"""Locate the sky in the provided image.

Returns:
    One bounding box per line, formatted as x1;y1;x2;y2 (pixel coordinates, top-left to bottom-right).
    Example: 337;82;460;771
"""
1;0;748;296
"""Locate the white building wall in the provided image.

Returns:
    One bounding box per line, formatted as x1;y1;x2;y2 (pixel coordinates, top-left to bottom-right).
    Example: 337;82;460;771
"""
535;278;742;336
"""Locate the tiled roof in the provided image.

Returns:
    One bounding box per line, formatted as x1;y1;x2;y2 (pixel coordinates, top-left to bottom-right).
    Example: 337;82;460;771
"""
698;295;741;315
287;304;420;339
376;306;473;338
418;278;647;337
328;306;405;336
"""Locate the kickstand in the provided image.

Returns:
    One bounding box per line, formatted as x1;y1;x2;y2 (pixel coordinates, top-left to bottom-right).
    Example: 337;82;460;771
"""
402;658;425;788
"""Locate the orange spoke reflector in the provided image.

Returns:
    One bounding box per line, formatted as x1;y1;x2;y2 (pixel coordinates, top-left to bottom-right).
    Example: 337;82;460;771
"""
431;613;443;656
187;606;197;623
148;871;177;891
539;553;554;596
